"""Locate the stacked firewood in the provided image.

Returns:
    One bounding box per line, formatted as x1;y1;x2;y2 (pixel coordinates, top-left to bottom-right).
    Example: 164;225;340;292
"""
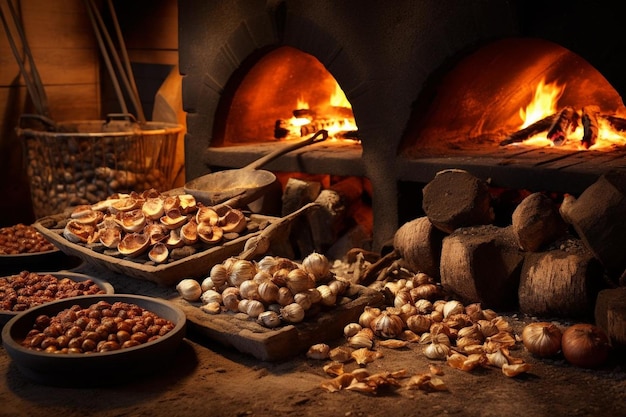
387;169;626;350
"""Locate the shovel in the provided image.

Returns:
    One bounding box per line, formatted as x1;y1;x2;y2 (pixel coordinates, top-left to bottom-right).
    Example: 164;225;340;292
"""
184;129;328;207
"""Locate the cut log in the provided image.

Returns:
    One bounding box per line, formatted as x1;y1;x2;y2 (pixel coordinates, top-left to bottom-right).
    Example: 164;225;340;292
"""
595;287;626;351
439;225;525;310
281;178;322;217
547;106;579;146
560;171;626;278
422;169;494;234
307;177;363;253
581;105;600;149
518;239;605;318
393;216;445;279
511;192;568;252
499;114;556;146
604;114;626;132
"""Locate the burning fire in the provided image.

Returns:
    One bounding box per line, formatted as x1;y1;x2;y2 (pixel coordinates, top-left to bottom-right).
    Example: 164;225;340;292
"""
515;77;626;150
283;85;359;141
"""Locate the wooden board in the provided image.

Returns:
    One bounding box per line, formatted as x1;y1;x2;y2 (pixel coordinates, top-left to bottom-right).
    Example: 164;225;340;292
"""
33;213;281;287
173;284;385;361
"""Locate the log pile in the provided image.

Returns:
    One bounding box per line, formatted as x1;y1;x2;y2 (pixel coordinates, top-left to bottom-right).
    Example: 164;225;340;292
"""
391;169;626;347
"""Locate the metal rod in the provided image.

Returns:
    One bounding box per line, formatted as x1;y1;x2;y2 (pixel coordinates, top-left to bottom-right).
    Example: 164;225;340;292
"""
0;2;45;116
89;0;143;123
84;0;128;115
106;0;145;123
5;0;49;117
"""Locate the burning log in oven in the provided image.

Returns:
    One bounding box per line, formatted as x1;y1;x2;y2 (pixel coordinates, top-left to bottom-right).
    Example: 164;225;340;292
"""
499;105;626;149
273;102;359;141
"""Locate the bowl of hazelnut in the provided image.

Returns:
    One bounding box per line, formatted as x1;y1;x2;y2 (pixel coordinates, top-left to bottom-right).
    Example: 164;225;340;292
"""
2;294;186;386
0;223;81;274
0;271;115;329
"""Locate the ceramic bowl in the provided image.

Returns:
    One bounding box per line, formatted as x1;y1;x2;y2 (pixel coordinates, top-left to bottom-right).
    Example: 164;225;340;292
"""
2;294;186;386
0;271;114;329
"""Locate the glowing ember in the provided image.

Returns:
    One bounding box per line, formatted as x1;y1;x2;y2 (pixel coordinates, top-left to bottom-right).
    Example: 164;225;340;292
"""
514;78;626;150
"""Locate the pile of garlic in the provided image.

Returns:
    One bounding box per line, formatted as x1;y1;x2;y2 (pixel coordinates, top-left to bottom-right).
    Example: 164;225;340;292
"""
309;271;530;392
176;252;354;328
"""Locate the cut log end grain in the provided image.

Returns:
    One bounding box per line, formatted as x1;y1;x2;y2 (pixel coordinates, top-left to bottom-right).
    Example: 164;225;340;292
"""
422;169;494;234
518;239;605;319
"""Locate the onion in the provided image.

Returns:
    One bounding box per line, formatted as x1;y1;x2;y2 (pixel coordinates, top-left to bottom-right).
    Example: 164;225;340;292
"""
521;322;562;358
561;323;611;368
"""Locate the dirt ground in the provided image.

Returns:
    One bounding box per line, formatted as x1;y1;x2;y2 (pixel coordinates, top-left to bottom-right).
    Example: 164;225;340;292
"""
2;261;626;417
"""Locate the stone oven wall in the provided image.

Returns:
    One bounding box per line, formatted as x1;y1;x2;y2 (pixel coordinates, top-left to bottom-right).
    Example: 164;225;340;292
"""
178;0;626;250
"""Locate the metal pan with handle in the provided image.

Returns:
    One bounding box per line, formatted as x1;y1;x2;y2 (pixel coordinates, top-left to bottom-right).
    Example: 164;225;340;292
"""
184;130;328;207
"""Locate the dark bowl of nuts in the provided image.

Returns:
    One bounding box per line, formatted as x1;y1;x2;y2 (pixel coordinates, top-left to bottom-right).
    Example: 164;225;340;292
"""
0;223;82;274
2;294;186;386
0;271;114;329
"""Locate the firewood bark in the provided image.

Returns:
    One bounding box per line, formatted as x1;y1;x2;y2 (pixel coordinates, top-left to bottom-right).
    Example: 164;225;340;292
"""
393;216;445;279
560;171;626;279
499;114;556;146
422;169;494;234
307;177;363;253
518;239;605;318
511;192;567;252
547;106;579;146
439;225;525;310
595;287;626;350
581;105;600;149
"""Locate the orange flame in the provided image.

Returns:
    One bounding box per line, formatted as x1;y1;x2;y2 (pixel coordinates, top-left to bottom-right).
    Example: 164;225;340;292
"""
516;78;626;150
519;78;564;129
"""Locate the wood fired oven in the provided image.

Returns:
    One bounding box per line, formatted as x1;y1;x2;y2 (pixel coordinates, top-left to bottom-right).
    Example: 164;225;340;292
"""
178;0;626;252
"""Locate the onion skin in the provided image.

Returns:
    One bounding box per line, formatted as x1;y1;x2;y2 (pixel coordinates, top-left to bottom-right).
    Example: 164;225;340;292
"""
561;323;611;368
522;322;562;358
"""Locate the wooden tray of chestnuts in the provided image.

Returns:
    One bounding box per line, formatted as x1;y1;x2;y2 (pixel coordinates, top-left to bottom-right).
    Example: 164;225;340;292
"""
33;189;282;286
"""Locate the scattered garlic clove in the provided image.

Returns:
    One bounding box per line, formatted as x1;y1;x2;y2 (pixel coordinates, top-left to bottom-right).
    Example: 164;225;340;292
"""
306;343;331;360
176;278;202;301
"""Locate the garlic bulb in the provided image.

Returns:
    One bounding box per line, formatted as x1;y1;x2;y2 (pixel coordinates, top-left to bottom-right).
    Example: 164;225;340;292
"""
302;252;331;282
200;289;222;305
242;299;265;318
349;329;374;349
358;306;381;328
316;284;337;307
280;302;305;323
258;280;280;304
443;300;464;318
414;299;433;314
394;289;412;308
307;288;322;304
252;270;272;284
257;310;282;328
423;342;450;360
486;349;510;368
410;283;439;301
294;292;312;311
222;287;241;311
285;268;315;294
406;314;432;334
209;263;229;288
200;276;215;292
239;279;260;301
228;259;257;287
371;312;404;339
277;286;295;306
328;279;349;296
176;278;202;301
522;322;563;358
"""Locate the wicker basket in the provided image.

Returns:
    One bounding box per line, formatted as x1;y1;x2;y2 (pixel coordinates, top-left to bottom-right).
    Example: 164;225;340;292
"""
18;116;184;218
